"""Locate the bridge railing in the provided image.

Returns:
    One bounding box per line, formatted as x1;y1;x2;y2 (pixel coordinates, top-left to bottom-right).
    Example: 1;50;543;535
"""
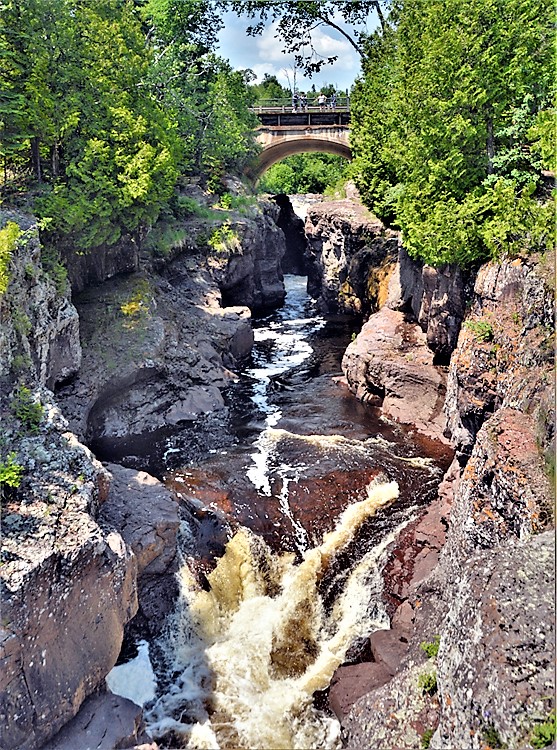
250;96;350;113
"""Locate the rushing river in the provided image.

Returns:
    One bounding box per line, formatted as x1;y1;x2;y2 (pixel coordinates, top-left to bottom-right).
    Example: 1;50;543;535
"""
108;275;450;749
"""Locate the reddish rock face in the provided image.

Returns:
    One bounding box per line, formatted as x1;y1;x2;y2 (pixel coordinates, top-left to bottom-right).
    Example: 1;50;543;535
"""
342;307;450;445
329;662;394;720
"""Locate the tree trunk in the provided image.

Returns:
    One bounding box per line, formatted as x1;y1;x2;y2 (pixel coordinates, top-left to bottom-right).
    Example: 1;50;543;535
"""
31;137;42;181
51;142;60;178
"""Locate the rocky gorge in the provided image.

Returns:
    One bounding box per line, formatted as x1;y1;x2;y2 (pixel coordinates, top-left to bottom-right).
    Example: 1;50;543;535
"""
0;184;554;750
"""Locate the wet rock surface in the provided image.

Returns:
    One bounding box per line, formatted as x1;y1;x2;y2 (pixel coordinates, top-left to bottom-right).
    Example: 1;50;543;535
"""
2;194;554;750
270;193;309;275
40;691;148;750
54;196;288;469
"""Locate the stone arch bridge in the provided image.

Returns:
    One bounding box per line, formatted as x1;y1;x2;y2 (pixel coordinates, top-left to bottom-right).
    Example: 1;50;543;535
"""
246;109;351;181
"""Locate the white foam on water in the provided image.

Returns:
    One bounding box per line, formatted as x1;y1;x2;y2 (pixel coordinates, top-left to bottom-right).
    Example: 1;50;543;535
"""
106;640;157;707
145;479;401;749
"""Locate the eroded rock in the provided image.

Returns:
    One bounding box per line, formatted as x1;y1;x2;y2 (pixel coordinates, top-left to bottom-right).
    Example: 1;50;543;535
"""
0;209;81;389
99;464;181;636
432;531;555;750
40;691;148;750
305;197;398;315
342;307;449;444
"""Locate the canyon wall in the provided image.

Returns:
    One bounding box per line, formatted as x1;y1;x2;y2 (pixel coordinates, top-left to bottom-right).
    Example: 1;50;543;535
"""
0;192;288;750
305;196;555;750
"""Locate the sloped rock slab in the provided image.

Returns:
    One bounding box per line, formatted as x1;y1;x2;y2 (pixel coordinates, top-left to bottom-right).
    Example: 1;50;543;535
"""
40;691;148;750
342;307;449;444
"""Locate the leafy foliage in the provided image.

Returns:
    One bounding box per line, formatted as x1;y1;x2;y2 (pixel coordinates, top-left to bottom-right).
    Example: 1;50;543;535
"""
350;0;555;267
419;635;441;659
0;452;24;489
481;723;505;748
259;153;349;194
1;0;259;250
531;710;556;749
221;0;380;74
465;319;494;342
0;221;21;296
11;385;44;433
417;670;438;695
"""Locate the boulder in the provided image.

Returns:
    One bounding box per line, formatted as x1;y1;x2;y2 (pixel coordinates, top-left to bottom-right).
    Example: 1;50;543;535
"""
369;629;410;676
329;662;393;720
0;530;137;750
99;464;181;636
342;307;449;444
40;691;148;750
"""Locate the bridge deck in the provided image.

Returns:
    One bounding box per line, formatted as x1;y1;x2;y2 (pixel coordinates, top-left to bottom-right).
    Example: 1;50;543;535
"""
254;109;350;127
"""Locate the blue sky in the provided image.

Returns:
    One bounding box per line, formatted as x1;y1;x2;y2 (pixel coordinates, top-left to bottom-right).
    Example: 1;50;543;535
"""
217;9;377;94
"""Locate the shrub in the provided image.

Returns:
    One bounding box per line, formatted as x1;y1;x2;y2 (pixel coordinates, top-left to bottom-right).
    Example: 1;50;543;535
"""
418;671;438;695
208;221;241;254
0;221;21;296
531;710;556;748
0;452;24;488
465;319;494;342
420;635;441;658
421;728;434;748
12;385;44;433
481;723;505;748
40;245;68;295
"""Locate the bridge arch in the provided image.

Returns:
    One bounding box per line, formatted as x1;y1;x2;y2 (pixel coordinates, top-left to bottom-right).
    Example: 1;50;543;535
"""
251;136;351;181
245;109;352;182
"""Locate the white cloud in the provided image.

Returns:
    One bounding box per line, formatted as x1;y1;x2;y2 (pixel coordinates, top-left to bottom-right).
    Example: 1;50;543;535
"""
218;12;363;91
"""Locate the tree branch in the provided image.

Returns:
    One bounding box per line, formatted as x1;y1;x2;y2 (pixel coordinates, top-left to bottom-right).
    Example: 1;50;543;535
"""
314;12;364;57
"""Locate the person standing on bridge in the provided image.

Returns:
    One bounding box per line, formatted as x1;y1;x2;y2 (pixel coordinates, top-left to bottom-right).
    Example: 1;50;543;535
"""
292;91;299;112
330;92;337;109
300;93;307;111
317;93;326;110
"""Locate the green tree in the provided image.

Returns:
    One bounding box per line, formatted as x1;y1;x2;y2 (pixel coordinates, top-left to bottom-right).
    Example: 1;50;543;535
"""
350;0;555;266
259;153;349;194
142;0;259;190
29;0;180;248
251;74;290;104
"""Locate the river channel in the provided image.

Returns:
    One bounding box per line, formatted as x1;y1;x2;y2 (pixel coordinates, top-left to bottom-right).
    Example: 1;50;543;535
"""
108;274;451;749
